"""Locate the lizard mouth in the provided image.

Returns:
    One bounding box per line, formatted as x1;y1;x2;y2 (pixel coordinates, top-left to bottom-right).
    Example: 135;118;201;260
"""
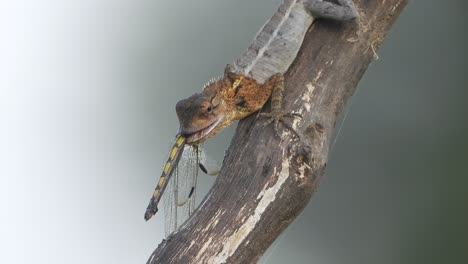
185;117;223;144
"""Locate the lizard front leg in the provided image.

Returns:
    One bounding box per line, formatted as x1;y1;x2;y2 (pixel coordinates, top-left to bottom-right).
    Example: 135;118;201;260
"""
259;74;302;139
258;1;358;140
304;0;358;21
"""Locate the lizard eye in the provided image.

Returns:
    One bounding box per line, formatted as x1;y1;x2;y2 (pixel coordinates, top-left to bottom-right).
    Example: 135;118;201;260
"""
207;105;213;113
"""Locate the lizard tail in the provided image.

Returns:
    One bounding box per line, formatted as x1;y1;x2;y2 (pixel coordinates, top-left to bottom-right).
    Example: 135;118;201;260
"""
144;134;186;221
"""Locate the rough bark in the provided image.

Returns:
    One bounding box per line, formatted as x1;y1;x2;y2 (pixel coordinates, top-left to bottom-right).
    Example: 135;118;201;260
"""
147;0;408;263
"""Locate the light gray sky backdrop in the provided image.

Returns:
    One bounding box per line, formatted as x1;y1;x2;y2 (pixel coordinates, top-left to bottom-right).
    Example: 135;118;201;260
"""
1;0;467;263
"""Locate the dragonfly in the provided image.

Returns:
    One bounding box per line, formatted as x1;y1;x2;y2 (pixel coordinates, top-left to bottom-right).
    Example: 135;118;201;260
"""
144;134;220;235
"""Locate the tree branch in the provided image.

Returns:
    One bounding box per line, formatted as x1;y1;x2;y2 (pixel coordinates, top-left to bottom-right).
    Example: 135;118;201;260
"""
147;0;408;263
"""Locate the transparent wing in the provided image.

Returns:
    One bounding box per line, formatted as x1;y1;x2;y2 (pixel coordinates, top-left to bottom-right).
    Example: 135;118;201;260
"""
198;149;221;176
162;145;200;236
161;145;222;236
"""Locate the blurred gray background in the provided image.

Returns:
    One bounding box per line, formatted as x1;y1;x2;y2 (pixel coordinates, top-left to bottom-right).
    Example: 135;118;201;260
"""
0;0;466;263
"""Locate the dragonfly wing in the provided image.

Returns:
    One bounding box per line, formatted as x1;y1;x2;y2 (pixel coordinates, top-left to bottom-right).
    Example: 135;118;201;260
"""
198;149;221;176
159;145;219;236
162;145;199;235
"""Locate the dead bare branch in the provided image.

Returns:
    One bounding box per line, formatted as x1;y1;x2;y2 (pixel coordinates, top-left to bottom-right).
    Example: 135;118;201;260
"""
147;1;408;263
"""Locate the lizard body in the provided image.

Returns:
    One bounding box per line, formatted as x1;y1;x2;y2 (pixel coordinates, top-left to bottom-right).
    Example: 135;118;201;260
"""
235;0;358;83
145;0;358;220
177;0;358;145
233;0;315;83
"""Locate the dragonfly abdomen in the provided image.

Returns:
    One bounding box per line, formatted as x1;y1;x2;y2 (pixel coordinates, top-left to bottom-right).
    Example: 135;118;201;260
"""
144;134;186;221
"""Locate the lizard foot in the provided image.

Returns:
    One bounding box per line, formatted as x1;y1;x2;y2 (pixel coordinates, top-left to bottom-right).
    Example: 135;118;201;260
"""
259;111;302;140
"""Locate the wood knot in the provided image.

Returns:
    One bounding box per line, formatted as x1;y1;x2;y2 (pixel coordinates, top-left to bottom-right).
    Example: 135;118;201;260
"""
293;144;312;164
290;143;313;187
304;122;325;143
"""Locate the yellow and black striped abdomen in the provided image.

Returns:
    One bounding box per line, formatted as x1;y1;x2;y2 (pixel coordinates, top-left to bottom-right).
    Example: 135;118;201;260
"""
144;134;186;221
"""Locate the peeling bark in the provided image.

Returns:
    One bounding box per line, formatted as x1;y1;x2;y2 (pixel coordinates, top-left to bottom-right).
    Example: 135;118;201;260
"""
147;0;408;263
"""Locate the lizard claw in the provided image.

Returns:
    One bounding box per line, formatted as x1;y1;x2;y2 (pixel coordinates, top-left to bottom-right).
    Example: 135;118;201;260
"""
259;111;302;140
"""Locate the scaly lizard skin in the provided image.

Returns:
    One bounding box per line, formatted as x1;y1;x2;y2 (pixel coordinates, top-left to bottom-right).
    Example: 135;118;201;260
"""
177;0;358;145
176;65;287;144
144;0;358;221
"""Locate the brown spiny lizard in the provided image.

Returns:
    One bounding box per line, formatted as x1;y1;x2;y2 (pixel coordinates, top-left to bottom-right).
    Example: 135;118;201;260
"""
145;0;358;221
176;0;358;145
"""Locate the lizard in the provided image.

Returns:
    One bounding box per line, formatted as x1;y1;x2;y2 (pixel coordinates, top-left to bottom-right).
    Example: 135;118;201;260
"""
144;0;359;221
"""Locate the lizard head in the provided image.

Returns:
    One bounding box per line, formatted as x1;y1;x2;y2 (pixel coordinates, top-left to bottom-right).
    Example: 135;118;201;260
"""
176;79;228;145
176;65;243;145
